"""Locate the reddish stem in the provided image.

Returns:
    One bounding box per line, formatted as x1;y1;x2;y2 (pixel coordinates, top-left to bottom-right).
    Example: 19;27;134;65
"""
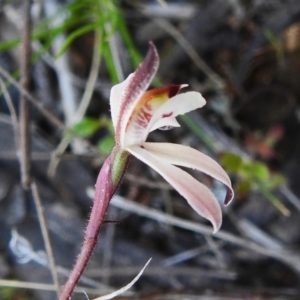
60;148;130;300
59;156;113;300
59;237;97;300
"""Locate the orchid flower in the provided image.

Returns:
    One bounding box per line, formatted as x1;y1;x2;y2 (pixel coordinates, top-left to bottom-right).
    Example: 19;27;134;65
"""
109;42;234;233
60;42;234;300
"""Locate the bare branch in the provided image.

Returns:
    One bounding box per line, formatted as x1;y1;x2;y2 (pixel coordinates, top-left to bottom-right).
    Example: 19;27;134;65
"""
19;0;32;189
0;65;65;130
31;181;61;298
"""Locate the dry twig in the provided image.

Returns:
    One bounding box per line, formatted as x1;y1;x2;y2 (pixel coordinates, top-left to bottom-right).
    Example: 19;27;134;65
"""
19;0;32;189
31;181;61;298
0;65;65;129
48;28;102;177
107;194;300;273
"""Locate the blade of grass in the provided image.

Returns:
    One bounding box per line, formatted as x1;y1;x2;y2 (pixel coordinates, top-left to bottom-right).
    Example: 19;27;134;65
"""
56;22;99;58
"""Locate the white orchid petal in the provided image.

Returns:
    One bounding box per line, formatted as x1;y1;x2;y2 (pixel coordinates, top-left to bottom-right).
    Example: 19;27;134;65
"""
143;142;234;205
149;117;180;132
115;42;159;145
110;74;133;128
123;85;184;147
127;146;222;233
147;91;206;135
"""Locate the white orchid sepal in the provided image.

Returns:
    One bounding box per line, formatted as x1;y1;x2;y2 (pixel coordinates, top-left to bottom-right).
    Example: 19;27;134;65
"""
106;42;234;233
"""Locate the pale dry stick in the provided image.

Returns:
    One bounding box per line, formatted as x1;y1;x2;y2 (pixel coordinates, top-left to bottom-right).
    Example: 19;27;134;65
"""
108;195;300;273
0;67;102;157
75;30;102;123
0;150;96;161
48;28;102;177
0;78;19;149
280;185;300;212
3;4;103;98
204;234;226;269
153;18;225;90
0;279;116;296
162;241;226;267
87;265;235;279
43;1;104;156
43;1;77;128
19;0;32;189
162;245;212;267
155;0;168;8
44;1;88;158
31;181;61;298
0;65;65;130
0;112;17;124
141;2;195;20
3;2;104;101
237;218;283;250
105;23;124;82
121;292;298;300
0;280;59;293
0;151;50;160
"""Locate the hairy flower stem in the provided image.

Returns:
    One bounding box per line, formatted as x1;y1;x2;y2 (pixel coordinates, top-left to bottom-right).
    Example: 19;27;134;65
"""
59;148;129;300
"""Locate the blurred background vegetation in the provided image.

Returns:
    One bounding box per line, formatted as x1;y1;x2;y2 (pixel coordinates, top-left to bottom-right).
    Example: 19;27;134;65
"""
1;0;300;299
